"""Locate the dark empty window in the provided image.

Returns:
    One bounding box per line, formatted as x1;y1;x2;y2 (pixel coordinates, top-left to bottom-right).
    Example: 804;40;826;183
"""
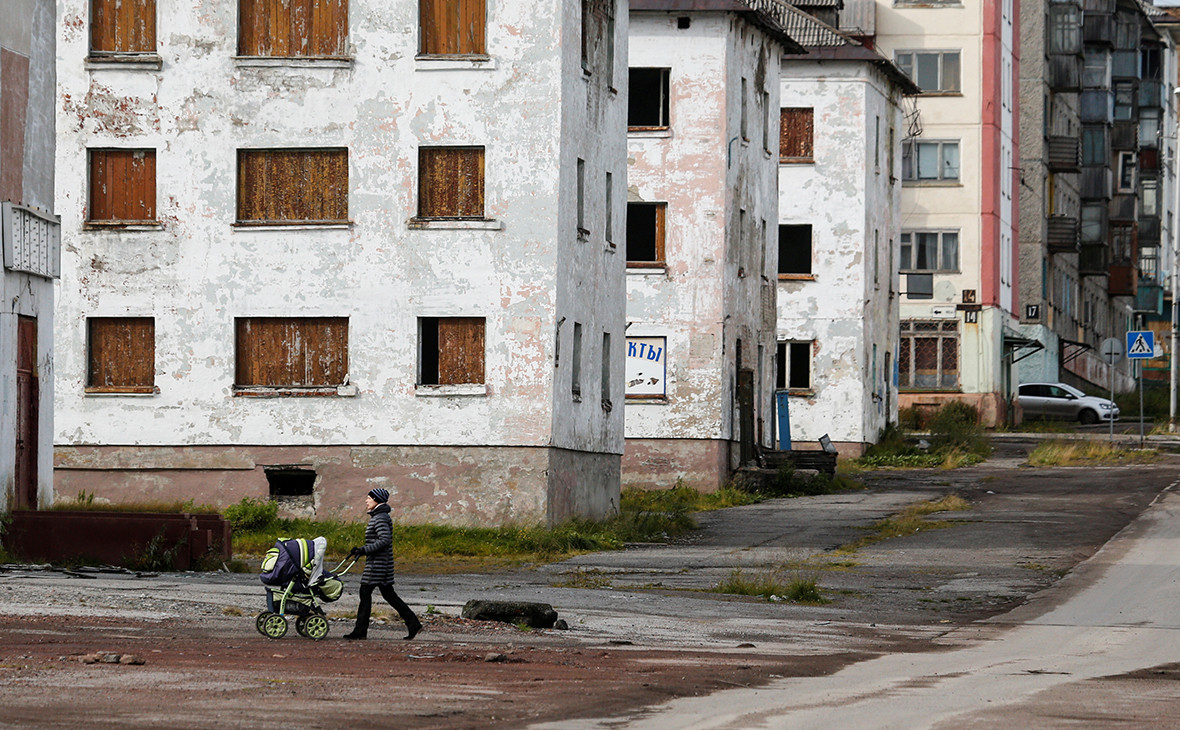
420;317;485;385
778;224;812;275
265;467;316;497
629;68;670;129
776;341;812;390
626;202;666;265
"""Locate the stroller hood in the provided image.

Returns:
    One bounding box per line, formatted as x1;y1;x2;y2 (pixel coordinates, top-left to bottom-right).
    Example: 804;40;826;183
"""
260;537;327;588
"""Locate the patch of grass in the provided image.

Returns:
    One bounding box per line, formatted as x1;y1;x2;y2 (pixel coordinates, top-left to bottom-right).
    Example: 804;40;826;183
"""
50;494;215;514
222;606;246;617
856;406;990;470
1013;420;1073;434
1027;441;1163;467
835;495;971;555
712;567;829;605
552;568;614;589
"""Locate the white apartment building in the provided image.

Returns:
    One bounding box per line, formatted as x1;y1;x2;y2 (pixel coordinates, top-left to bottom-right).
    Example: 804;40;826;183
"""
54;0;627;525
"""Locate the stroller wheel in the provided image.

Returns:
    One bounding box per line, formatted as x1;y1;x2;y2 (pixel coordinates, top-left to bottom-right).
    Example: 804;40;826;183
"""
294;615;308;637
255;612;272;635
301;615;329;640
260;612;288;639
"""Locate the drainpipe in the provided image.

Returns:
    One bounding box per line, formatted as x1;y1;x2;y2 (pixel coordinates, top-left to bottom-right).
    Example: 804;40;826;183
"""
1172;88;1180;431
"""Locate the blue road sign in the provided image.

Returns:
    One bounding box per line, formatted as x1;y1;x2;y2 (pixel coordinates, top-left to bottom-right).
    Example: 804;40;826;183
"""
1126;331;1155;359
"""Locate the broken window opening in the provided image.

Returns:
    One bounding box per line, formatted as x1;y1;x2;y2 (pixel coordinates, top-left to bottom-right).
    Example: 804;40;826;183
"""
419;317;486;385
629;68;670;129
626;202;666;266
238;0;349;58
778;224;812;276
571;322;583;399
776;341;813;391
265;467;317;497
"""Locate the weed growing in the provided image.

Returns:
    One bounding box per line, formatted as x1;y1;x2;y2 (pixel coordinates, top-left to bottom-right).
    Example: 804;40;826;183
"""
856;403;991;470
712;566;829;605
1027;441;1163;467
835;495;971;555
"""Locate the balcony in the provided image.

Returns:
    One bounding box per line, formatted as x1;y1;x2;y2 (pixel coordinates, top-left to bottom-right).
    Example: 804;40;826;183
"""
1136;283;1163;315
1047;216;1080;253
1140;80;1164;108
1111;122;1138;150
1083;13;1114;45
1048;55;1082;91
1081;166;1113;199
1047;136;1081;171
1083;0;1115;13
1079;243;1110;276
1139;216;1160;247
1109;193;1136;221
1140;148;1159;171
1080;90;1113;123
1108;263;1138;297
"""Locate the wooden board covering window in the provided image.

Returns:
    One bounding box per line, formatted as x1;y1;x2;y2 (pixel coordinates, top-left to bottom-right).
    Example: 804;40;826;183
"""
235;317;348;388
91;0;156;54
87;318;155;393
88;150;156;223
239;0;348;57
237;149;348;225
780;108;814;162
420;0;485;55
438;317;485;384
418;147;484;218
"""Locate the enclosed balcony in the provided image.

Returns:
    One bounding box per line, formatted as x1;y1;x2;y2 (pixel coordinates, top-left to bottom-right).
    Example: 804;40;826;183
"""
1047;136;1081;171
1108;264;1138;297
1079;243;1109;276
1139;216;1160;247
1081;166;1113;199
1083;0;1115;13
1135;283;1163;315
1111;122;1138;150
1140;80;1164;108
1080;90;1113;123
1084;13;1114;45
1048;55;1082;90
1047;216;1080;253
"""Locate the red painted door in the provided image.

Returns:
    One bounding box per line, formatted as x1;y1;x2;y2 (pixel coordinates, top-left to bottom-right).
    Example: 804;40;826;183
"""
15;316;37;509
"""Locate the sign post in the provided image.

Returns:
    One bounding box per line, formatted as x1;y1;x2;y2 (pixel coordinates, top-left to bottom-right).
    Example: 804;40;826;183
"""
1127;331;1155;449
1101;338;1124;443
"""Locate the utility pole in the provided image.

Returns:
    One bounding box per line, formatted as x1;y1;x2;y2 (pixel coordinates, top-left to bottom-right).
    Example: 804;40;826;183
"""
1172;88;1180;431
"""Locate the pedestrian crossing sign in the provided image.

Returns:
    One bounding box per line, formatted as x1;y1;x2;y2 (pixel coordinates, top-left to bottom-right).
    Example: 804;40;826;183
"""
1126;331;1154;359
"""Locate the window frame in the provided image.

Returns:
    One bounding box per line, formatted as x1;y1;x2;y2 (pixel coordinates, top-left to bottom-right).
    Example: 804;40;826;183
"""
898;320;960;392
89;0;158;59
419;0;487;57
626;201;667;268
87;148;158;226
628;67;671;131
902;139;960;183
418;316;487;388
86;317;157;395
778;224;813;278
776;340;813;393
894;50;961;94
900;230;960;273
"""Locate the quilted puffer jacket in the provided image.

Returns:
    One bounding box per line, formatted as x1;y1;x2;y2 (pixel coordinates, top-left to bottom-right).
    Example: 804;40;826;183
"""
358;503;396;585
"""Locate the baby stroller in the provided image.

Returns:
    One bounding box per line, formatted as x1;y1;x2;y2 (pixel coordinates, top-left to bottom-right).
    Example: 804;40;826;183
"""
255;536;357;640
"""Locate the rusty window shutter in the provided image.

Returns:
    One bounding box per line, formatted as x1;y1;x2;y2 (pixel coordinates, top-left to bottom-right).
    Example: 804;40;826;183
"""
239;0;348;57
420;0;486;55
437;317;485;384
418;147;485;218
87;318;155;392
235;317;348;387
91;0;156;55
88;149;157;223
780;108;814;161
237;148;348;224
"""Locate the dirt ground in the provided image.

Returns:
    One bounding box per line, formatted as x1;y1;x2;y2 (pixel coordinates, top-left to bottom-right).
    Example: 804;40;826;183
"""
2;443;1177;729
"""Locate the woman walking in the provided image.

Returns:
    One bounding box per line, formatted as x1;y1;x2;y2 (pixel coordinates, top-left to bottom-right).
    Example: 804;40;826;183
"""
343;488;422;641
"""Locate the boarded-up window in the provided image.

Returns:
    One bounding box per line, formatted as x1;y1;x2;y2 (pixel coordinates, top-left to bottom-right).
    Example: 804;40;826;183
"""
235;317;348;389
87;318;155;393
88;149;156;223
420;317;485;385
238;0;349;57
236;149;348;225
627;202;665;266
780;108;814;162
418;147;485;218
91;0;156;55
420;0;486;55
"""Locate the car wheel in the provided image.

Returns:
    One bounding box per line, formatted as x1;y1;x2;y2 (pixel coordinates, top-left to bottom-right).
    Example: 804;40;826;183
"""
1079;409;1099;425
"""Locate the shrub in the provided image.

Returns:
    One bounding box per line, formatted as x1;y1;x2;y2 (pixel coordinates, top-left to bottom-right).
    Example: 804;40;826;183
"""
222;497;279;532
928;401;991;458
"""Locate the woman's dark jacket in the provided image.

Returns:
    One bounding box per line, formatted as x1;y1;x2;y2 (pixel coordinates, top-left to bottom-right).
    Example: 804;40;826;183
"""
358;503;396;585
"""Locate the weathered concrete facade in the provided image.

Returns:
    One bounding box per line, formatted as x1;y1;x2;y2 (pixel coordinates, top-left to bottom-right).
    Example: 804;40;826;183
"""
1;0;59;513
776;16;914;455
622;6;787;491
55;1;627;525
875;0;1021;426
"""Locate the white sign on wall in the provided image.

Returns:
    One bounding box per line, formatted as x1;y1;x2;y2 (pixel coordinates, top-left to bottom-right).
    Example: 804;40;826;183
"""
626;336;666;397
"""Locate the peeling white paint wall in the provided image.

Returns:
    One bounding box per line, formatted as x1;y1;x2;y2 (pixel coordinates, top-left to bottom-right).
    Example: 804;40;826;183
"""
54;0;627;525
777;58;903;452
623;12;781;490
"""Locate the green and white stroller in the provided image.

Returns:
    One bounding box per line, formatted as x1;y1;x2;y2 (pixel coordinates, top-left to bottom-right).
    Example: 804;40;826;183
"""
255;536;357;640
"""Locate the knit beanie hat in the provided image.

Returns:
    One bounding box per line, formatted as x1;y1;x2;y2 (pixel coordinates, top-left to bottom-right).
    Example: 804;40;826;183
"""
368;488;390;503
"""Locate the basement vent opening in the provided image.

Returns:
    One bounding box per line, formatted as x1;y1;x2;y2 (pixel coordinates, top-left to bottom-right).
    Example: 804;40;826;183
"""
677;17;691;29
265;467;316;497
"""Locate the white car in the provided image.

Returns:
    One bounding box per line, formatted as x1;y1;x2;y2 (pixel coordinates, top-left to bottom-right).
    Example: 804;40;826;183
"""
1017;382;1120;425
